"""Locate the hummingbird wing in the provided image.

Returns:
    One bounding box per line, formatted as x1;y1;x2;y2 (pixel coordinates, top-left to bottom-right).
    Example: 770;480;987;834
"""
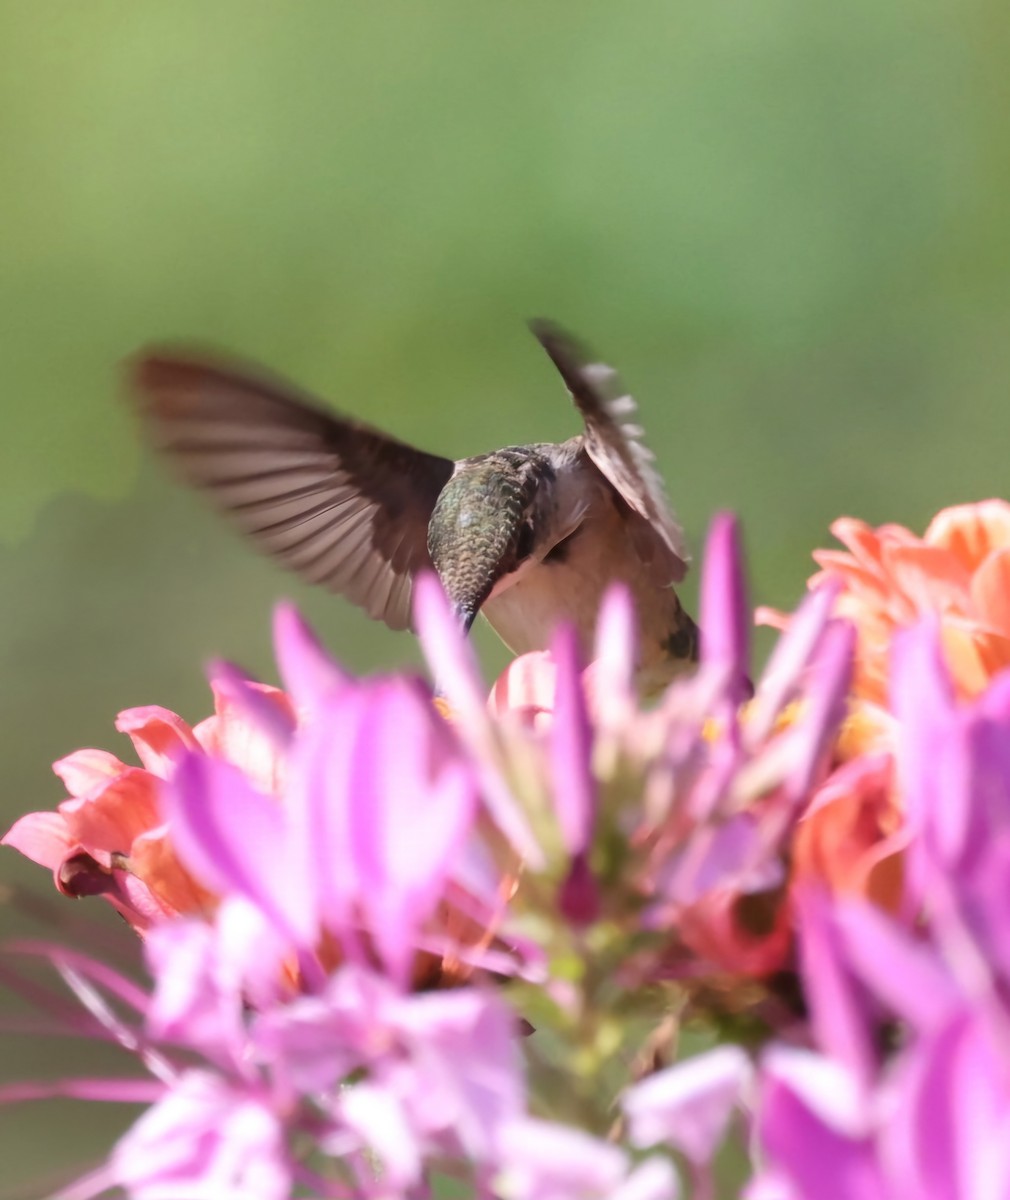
529;320;690;585
129;351;455;631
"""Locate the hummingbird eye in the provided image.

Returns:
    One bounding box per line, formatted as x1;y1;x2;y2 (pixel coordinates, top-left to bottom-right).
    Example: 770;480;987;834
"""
515;521;535;563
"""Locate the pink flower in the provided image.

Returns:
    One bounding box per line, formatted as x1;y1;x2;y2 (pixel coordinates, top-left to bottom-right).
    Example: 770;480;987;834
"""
625;1044;752;1162
444;514;855;985
0;917;524;1199
164;672;481;992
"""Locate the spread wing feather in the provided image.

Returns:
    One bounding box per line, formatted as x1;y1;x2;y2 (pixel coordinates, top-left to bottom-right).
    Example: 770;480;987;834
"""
129;351;455;631
529;320;689;585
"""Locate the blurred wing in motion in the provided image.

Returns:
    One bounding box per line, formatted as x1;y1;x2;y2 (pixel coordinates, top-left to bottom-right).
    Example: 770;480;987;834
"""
529;319;690;585
129;351;456;631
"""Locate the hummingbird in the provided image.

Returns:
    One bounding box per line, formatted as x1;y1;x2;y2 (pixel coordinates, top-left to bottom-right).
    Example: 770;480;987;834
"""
128;321;699;691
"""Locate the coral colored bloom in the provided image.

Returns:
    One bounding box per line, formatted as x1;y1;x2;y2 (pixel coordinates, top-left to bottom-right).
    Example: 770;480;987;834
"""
757;502;1010;909
759;500;1010;706
792;754;906;912
2;683;290;931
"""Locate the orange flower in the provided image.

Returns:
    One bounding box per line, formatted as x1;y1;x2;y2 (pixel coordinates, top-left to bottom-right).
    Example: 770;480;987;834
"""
757;502;1010;911
791;753;906;912
2;681;292;932
760;501;1010;707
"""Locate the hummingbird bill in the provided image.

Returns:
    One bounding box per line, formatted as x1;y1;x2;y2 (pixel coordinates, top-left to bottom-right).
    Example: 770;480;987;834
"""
129;321;699;692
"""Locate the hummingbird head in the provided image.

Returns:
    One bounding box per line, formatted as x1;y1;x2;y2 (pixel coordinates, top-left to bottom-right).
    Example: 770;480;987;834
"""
426;452;541;632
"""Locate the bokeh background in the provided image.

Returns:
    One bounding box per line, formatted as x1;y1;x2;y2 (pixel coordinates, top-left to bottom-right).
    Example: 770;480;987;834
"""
1;1;1008;1192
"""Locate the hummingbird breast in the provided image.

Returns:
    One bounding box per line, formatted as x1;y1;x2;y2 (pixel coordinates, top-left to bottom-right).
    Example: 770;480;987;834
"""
480;459;696;692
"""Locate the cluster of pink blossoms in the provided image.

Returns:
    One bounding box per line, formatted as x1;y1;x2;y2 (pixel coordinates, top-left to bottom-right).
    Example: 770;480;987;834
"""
4;506;1010;1199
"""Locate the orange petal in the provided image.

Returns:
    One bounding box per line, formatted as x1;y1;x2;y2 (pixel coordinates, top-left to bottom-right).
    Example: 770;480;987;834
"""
854;832;907;912
938;623;1000;699
973;630;1010;680
754;605;789;631
810;551;889;599
881;543;971;617
874;522;918;546
194;681;293;795
834;702;895;761
850;660;889;708
925;500;1010;571
52;749;128;797
1;810;77;871
115;707;200;777
130;829;215;918
971;547;1010;635
793;754;899;906
827;518;888;569
61;767;161;853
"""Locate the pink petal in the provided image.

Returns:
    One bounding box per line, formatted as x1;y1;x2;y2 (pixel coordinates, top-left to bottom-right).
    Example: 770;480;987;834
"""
0;1078;165;1105
205;666;295;745
833;900;959;1033
784;621;855;802
612;1157;680;1200
497;1118;629;1196
891;623;975;882
878;1014;1006;1200
760;1046;870;1138
591;584;638;725
346;680;476;983
413;572;487;719
757;1049;887;1200
272;602;350;711
111;1071;290;1200
414;571;542;866
285;689;361;945
748;582;839;744
162;754;313;947
699;513;750;708
389;987;523;1161
795;887;875;1088
625;1045;751;1162
338;1084;421;1188
197;667;293;794
549;624;595;856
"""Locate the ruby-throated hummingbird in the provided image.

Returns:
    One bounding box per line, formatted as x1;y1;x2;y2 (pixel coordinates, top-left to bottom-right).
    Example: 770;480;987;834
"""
129;321;698;691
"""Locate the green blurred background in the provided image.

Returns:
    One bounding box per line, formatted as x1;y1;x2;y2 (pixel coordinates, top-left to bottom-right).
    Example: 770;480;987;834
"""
1;0;1008;1192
